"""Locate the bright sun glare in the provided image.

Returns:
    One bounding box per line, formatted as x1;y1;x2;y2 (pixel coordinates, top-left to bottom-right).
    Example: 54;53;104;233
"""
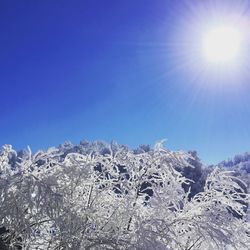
202;26;242;64
169;1;250;87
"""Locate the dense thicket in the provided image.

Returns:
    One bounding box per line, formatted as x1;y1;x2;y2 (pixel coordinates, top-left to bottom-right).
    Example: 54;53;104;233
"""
0;141;249;249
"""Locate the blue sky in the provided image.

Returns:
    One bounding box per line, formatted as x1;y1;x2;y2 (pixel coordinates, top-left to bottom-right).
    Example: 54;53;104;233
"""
1;0;250;164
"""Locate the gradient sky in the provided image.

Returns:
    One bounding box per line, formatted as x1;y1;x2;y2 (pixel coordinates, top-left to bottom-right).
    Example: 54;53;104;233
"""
1;0;250;164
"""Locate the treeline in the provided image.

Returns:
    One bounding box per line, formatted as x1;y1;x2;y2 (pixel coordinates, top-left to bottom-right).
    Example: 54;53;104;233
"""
0;140;249;249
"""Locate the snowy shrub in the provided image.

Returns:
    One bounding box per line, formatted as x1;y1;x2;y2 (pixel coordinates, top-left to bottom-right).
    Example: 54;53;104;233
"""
0;141;249;249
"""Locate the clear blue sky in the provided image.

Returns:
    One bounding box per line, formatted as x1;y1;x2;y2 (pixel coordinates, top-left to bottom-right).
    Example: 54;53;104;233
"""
1;0;250;164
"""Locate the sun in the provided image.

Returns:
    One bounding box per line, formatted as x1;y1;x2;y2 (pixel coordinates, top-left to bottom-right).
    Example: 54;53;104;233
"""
202;25;242;64
166;0;250;87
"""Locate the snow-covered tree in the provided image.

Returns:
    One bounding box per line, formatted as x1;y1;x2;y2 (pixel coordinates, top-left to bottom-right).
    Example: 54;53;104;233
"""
0;141;249;249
